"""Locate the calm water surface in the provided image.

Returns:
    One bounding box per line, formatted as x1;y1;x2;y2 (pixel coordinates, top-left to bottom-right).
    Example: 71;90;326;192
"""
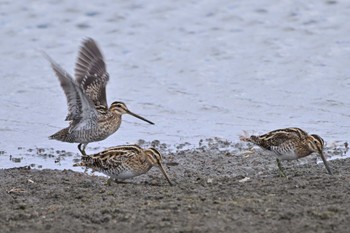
1;0;349;169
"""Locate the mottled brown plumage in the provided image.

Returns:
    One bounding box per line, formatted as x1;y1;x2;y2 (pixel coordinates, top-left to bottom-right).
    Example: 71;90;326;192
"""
74;145;173;186
240;127;332;176
45;39;154;155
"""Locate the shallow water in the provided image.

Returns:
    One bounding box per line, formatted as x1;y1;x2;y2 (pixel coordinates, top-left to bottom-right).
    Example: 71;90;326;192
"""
1;0;350;169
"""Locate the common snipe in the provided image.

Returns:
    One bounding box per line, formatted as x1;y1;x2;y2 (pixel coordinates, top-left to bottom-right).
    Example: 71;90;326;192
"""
45;38;154;155
74;145;173;186
240;127;332;176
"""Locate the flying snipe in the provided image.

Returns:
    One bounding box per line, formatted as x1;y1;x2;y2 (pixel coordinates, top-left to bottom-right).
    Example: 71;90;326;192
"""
74;145;173;186
240;127;332;177
45;38;154;155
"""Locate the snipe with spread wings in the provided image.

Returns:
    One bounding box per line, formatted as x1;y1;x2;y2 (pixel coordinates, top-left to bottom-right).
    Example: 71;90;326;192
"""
45;38;154;155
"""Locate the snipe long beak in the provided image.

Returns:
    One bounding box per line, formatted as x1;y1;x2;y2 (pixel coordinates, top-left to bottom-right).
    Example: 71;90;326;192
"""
318;149;332;175
157;162;173;186
127;110;154;125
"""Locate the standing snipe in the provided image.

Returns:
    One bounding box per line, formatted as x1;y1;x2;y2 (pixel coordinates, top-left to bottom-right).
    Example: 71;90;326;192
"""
45;38;154;155
240;127;332;176
74;145;173;186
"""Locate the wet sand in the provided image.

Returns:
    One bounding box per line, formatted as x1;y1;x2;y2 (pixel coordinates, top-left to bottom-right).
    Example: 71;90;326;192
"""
1;140;350;233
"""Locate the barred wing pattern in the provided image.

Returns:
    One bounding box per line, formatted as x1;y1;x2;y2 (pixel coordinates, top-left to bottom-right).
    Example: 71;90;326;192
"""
257;128;308;149
82;145;144;169
44;53;98;131
75;38;110;108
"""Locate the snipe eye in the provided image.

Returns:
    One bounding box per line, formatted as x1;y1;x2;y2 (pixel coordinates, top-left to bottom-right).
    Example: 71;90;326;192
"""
115;103;124;108
314;140;323;145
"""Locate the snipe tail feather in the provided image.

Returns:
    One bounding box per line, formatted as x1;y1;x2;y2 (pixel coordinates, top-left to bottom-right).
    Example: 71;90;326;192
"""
239;130;252;142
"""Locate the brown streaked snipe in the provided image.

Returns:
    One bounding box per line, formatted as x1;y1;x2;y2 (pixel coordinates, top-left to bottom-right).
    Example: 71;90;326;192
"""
74;145;173;186
240;127;332;177
44;38;154;155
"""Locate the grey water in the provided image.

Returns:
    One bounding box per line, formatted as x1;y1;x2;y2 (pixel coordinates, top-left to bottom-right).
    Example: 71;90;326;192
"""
1;0;350;169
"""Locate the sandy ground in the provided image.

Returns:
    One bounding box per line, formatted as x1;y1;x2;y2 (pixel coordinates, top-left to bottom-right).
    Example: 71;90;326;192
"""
1;140;350;233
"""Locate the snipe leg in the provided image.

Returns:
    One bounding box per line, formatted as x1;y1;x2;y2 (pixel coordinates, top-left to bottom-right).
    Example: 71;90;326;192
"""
276;158;287;178
78;143;87;155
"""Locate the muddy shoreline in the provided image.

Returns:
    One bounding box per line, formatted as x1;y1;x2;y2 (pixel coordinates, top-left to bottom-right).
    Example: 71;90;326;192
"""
1;141;350;233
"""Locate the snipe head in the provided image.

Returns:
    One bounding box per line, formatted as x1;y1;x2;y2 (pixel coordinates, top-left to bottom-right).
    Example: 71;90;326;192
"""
110;101;154;125
307;134;332;175
145;148;173;186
